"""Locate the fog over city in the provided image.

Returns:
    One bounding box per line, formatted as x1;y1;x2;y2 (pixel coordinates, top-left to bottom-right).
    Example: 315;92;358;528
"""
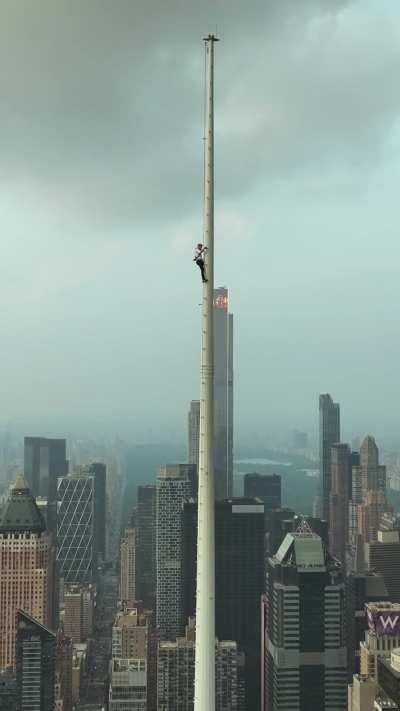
1;0;400;443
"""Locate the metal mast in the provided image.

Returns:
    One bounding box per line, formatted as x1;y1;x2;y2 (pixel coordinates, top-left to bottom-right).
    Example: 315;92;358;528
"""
194;33;218;711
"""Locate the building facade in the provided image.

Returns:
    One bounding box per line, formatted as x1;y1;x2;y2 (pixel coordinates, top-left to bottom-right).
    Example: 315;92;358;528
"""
120;527;136;603
265;524;347;710
187;400;200;473
136;485;156;610
156;465;192;639
16;610;56;711
63;584;94;643
57;472;96;584
157;618;243;711
243;473;281;510
24;437;68;533
0;474;55;670
108;658;147;711
319;393;340;522
188;288;234;500
183;498;264;709
329;443;351;566
366;529;400;604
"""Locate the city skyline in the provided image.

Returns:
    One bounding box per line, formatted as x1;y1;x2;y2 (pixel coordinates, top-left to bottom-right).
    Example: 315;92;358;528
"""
0;1;399;441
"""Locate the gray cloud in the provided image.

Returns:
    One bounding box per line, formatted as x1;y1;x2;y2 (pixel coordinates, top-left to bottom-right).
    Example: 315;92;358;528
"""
0;0;400;441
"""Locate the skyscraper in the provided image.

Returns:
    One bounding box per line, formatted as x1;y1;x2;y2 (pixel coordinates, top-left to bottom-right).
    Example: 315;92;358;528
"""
319;393;340;522
120;528;136;603
329;442;351;566
188;290;233;501
213;287;233;500
265;524;347;710
156;465;192;639
365;528;400;603
0;474;55;670
136;485;156;610
24;437;68;533
183;498;264;709
81;462;107;560
243;472;281;510
16;610;56;711
188;400;200;472
57;471;96;585
360;435;386;495
358;490;392;544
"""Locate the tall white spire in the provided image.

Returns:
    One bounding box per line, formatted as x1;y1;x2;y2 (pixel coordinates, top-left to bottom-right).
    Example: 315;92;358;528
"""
194;33;218;711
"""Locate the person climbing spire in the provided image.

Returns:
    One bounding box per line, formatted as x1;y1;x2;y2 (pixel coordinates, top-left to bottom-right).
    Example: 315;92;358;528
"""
193;243;208;283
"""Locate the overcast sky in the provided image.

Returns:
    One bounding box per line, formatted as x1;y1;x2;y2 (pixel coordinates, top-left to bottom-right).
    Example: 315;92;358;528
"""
1;0;399;444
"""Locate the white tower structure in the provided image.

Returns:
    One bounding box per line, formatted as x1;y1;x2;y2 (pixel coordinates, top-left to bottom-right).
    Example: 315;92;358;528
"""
194;34;218;711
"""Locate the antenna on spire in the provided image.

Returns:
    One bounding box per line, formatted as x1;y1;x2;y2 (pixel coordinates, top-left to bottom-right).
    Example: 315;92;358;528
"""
295;517;315;536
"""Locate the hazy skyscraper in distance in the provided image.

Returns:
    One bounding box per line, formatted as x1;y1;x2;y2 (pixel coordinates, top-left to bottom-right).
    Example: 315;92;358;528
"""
244;472;281;510
319;393;340;522
214;287;233;499
188;400;200;472
187;288;233;500
329;443;351;566
0;474;55;670
24;436;68;532
16;611;56;711
136;484;156;610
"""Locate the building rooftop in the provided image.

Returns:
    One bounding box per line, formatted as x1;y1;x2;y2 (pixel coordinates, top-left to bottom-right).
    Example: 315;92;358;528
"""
0;475;46;533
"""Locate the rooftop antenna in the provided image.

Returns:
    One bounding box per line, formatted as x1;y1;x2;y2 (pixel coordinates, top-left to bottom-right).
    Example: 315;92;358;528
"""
194;33;219;711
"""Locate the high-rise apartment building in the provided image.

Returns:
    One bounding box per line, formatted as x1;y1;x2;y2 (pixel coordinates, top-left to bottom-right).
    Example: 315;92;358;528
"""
243;472;281;510
156;465;192;639
136;485;156;610
188;400;200;472
214;287;233;499
16;610;56;711
0;475;55;670
63;584;95;643
319;393;340;522
157;618;243;711
108;658;147;711
24;437;68;532
120;528;136;603
330;443;351;566
183;498;264;710
57;471;96;584
265;524;347;710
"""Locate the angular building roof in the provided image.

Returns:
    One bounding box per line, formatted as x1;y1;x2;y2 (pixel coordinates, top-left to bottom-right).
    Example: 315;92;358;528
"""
275;520;339;572
0;474;46;533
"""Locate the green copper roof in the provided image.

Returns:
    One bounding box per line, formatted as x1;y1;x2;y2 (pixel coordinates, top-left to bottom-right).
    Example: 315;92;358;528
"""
0;475;46;533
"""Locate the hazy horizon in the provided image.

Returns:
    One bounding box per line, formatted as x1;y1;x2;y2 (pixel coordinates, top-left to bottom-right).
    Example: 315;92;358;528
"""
1;0;400;445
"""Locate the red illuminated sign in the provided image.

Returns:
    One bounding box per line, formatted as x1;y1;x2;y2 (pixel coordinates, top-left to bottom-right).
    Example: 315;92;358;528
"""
214;294;228;311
